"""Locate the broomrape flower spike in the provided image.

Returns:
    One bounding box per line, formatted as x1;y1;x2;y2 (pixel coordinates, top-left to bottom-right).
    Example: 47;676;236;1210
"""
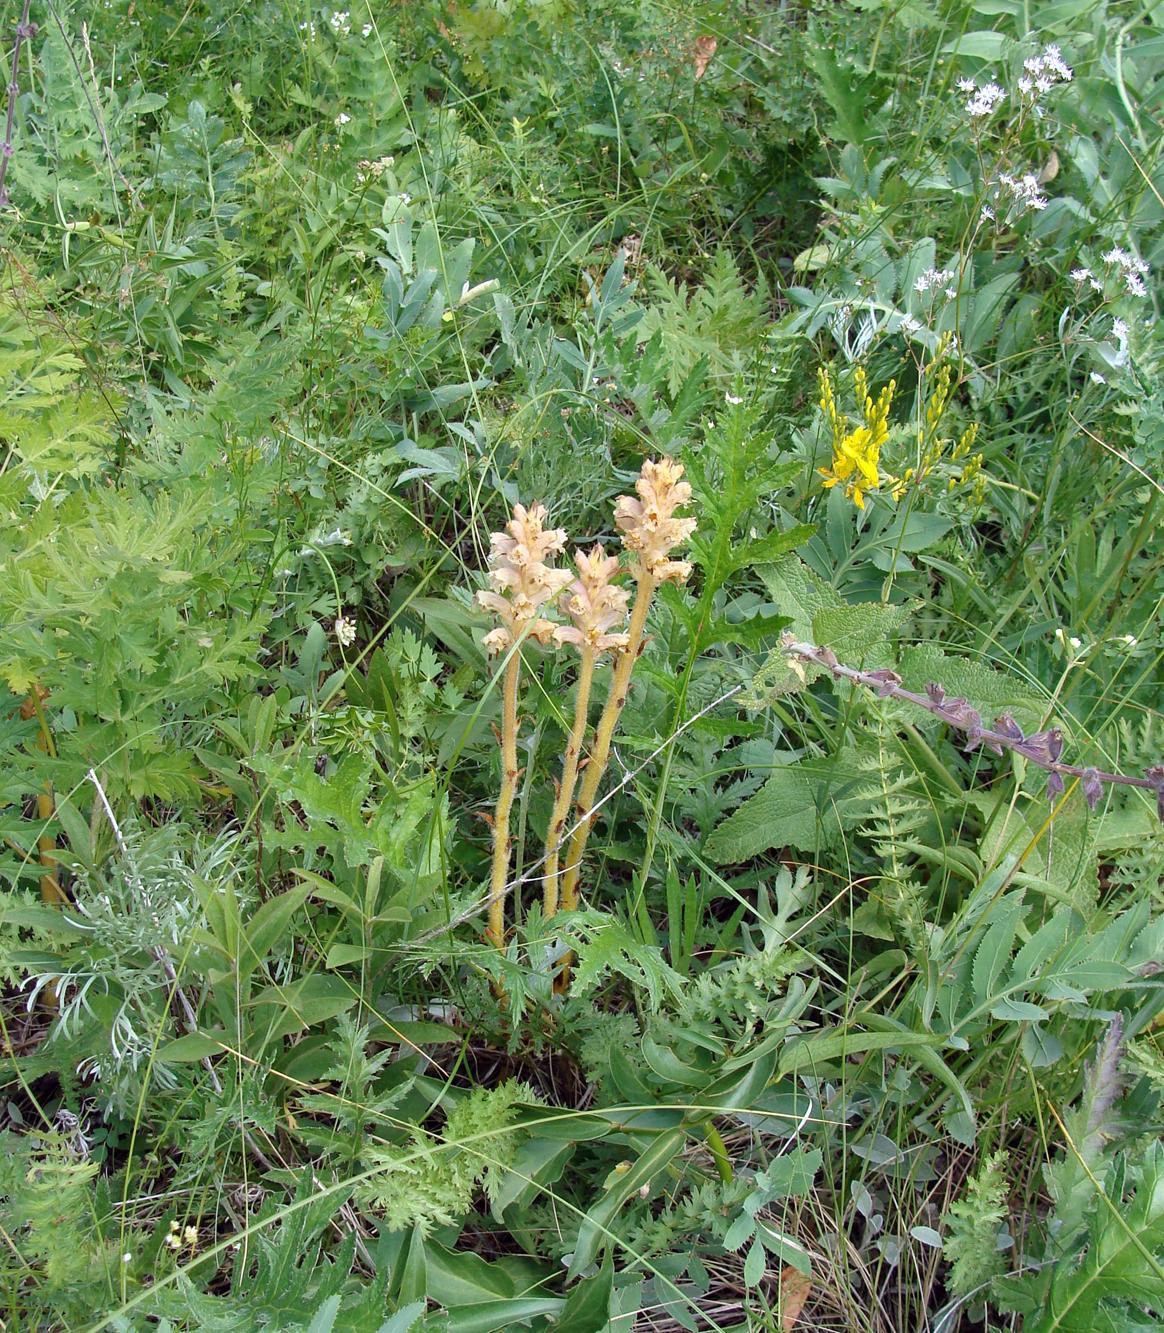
557;459;696;923
477;503;570;950
543;546;630;918
476;503;571;657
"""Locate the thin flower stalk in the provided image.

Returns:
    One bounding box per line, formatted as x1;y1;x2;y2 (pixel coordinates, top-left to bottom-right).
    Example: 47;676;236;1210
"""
558;460;696;914
487;652;521;949
543;645;593;921
782;636;1164;820
543;545;629;918
476;503;570;948
0;0;36;211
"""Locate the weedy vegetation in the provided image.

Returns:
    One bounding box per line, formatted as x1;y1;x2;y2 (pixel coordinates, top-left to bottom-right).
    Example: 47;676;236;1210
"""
0;1;1161;1330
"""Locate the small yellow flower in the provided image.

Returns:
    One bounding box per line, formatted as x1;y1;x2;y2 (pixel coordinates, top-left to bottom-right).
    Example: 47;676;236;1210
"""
817;367;895;509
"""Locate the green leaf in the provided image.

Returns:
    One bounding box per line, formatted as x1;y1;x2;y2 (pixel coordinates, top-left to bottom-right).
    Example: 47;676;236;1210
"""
704;757;858;863
744;1238;765;1287
779;1028;951;1077
156;1032;223;1062
812;601;911;660
896;644;1046;731
942;30;1011;58
1025;1143;1164;1332
239;883;312;980
569;1129;686;1277
325;942;372;968
803;41;883;144
971;895;1027;1008
556;1257;614;1332
730;524;815;573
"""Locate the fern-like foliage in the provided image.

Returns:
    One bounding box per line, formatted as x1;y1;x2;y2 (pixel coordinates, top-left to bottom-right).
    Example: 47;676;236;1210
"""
565;911;683;1010
848;730;935;947
359;1080;535;1234
638;250;770;395
942;1149;1010;1298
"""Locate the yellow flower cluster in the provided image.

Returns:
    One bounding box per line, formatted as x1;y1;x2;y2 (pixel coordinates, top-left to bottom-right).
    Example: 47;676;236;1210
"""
817;366;896;510
894;339;985;502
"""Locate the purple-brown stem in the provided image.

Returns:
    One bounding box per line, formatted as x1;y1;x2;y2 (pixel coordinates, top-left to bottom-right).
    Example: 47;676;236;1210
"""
781;636;1164;821
0;0;35;210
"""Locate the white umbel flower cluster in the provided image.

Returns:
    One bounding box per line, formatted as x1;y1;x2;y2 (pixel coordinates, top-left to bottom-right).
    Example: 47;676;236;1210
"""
998;171;1049;213
958;78;1006;119
1103;246;1150;299
1018;44;1073;98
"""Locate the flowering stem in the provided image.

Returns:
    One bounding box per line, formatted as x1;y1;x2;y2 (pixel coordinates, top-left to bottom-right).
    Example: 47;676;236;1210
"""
559;569;656;913
544;645;594;920
486;651;522;949
0;0;35;211
782;637;1164;818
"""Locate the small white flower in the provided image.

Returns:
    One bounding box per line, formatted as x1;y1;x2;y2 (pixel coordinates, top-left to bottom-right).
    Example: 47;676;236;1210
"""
1122;634;1138;647
980;204;995;222
122;1253;132;1263
1069;636;1082;651
335;112;351;126
997;171;1048;213
944;287;957;300
334;615;357;647
1102;245;1150;297
899;314;920;336
361;22;372;36
1089;371;1106;385
725;392;743;405
965;81;1006;118
915;266;954;294
957;78;977;93
1070;268;1092;284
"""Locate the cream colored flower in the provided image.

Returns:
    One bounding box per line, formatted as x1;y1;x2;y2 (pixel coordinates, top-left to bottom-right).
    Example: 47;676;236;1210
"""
476;502;571;653
614;457;697;583
554;544;630;654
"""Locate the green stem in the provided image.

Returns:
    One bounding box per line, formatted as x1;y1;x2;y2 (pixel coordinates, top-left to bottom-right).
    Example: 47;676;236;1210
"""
705;1121;733;1183
486;652;521;950
544;647;595;919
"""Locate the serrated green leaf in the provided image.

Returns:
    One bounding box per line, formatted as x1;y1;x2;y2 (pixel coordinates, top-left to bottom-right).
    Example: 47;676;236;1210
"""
1025;1143;1164;1332
971;895;1027;1007
705;756;860;863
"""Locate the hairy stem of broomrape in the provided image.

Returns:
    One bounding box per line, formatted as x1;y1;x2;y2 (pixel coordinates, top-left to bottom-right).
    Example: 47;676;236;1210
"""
544;646;594;920
559;569;656;915
486;653;522;950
